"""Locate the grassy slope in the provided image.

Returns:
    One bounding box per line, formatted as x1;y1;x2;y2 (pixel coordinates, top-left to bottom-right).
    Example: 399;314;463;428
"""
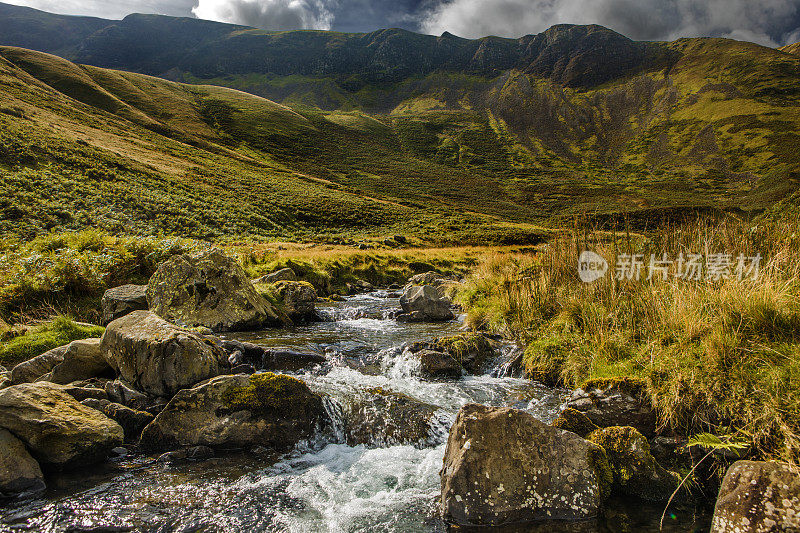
0;37;798;244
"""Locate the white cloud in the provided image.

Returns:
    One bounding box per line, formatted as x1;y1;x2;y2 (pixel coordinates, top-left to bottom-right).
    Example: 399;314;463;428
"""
192;0;336;30
419;0;800;47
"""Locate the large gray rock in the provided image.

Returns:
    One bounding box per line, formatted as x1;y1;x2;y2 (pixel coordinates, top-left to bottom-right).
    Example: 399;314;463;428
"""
0;382;123;467
588;426;681;501
140;372;324;452
273;281;317;321
147;249;283;332
398;285;454;322
441;404;611;526
416;350;462;378
253;267;297;284
100;311;226;397
564;378;656;437
101;284;148;325
406;271;451;290
711;460;800;532
0;428;45;498
11;345;68;384
48;338;112;385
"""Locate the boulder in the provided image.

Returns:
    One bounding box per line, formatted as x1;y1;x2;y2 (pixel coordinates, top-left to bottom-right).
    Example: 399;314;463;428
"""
48;338;112;385
11;345;68;384
407;271;451;289
273;280;317;321
552;408;599;438
441;404;611;526
431;333;494;374
140;373;324;452
101;311;225;398
253;267;297;284
105;379;150;411
588;426;681;501
60;385;107;402
0;428;45;498
398;285;454;322
101;284;148;325
269;350;326;371
564;378;656;437
81;398;154;443
0;382;123;467
343;388;443;448
712;460;800;532
147;249;282;332
416;349;462;378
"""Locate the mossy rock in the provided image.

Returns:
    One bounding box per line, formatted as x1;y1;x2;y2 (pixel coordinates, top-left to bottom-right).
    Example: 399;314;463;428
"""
432;333;494;373
552;408;600;438
588;426;682;501
141;372;324;452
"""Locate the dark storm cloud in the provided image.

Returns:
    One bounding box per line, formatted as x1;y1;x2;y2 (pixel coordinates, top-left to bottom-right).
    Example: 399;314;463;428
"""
420;0;800;47
5;0;800;46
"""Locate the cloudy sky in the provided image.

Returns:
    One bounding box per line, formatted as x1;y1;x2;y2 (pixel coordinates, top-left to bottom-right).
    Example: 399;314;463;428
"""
6;0;800;46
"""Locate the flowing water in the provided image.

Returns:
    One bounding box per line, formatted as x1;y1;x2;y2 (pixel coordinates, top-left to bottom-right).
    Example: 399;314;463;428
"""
0;292;710;533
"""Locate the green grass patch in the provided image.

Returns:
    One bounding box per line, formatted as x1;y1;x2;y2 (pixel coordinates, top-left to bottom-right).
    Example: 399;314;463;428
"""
0;315;103;368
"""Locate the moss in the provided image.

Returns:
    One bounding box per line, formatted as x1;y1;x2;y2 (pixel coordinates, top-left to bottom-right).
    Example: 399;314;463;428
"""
221;372;321;419
0;316;104;367
586;444;614;502
552;408;599;437
432;333;493;371
588;426;681;501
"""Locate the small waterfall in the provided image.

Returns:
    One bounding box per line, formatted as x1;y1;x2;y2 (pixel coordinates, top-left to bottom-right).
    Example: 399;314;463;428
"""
491;344;524;378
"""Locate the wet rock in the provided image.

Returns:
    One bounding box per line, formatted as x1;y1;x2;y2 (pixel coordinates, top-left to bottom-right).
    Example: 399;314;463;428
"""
564;377;656;437
82;398;154;443
105;379;150;411
11;344;68;384
157;445;214;464
49;338;113;385
416;349;462;378
140;373;324;452
269;350;326;371
413;333;495;374
253;267;296;284
588;426;681;501
230;364;256;375
273;280;317;321
101;284;148;325
552;408;599;438
344;388;443;448
218;339;269;365
0;382;123;468
100;311;226;397
147;249;284;332
711;460;800;532
0;428;45;498
441;404;611;526
398;285;453;322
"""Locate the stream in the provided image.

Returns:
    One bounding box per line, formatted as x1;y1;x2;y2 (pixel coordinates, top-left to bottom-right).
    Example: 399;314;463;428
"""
0;292;710;532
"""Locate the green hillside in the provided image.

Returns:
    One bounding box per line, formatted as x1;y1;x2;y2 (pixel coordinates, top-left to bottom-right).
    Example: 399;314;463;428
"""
0;3;798;243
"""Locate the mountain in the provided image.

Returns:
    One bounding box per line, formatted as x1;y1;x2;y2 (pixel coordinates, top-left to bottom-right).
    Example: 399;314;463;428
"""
0;3;799;241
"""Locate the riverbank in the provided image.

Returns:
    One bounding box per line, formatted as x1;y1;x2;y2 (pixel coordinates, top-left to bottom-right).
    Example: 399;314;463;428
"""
455;216;800;468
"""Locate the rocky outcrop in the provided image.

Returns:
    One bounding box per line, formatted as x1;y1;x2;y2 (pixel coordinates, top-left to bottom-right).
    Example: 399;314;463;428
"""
441;404;611;526
253;267;297;284
101;284;148;325
0;428;45;498
398;285;454;322
564;378;656;437
711;460;800;532
273;280;317;321
140;373;324;452
147;250;283;332
0;382;123;467
588;426;681;501
11;344;68;384
100;311;226;397
48;338;112;384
